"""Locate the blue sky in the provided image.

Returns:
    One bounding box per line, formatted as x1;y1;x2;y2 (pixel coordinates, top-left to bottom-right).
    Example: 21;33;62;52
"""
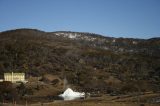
0;0;160;38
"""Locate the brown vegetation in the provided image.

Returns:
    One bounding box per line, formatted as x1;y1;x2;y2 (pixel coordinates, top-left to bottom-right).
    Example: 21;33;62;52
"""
0;29;160;104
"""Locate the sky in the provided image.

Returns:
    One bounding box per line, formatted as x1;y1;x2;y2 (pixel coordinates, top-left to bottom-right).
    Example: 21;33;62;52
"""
0;0;160;39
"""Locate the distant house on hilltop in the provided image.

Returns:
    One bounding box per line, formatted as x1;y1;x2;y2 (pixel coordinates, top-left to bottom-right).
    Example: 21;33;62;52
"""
4;72;27;83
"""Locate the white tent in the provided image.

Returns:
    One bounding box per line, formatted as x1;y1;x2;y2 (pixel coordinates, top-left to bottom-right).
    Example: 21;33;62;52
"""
59;88;85;100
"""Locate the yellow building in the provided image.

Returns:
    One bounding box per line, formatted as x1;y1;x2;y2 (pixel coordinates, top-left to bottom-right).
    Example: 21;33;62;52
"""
4;72;26;83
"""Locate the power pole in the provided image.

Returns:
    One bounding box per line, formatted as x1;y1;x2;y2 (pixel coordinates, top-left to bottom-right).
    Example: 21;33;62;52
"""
12;72;13;83
25;100;27;106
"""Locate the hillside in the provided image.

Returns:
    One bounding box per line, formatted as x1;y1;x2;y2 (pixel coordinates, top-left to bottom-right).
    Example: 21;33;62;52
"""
0;28;160;96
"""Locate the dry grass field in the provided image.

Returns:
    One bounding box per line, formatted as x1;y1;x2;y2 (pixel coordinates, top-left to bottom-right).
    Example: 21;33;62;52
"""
1;92;160;106
1;101;160;106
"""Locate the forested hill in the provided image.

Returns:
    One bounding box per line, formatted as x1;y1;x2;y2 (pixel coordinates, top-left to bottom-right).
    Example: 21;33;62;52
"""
0;28;160;93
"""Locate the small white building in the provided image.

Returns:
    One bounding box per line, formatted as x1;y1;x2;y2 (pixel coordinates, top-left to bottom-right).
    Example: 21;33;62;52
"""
59;88;85;100
4;72;26;83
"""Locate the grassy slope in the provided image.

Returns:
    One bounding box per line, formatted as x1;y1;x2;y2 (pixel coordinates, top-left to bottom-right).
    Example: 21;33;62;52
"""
0;29;160;102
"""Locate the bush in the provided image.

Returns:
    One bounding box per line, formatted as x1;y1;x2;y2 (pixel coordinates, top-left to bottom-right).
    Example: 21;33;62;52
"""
0;81;18;101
